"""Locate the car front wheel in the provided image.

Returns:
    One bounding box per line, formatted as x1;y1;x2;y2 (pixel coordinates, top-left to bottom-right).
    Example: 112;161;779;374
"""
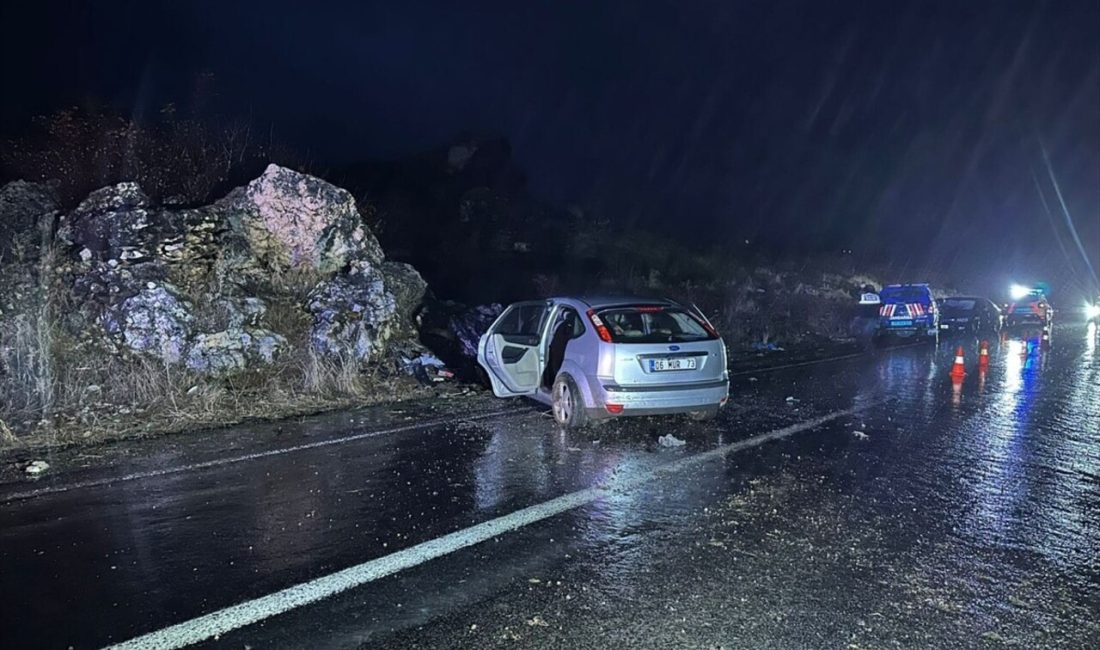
552;374;589;429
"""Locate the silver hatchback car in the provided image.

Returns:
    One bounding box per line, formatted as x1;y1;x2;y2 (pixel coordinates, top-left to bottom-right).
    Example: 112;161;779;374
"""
477;297;729;428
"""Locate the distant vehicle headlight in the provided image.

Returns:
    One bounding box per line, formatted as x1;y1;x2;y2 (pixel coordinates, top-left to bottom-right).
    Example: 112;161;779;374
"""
1086;303;1100;319
1010;284;1031;300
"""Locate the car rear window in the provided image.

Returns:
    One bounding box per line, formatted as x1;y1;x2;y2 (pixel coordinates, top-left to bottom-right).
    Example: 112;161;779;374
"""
941;298;976;311
596;306;715;343
880;287;931;303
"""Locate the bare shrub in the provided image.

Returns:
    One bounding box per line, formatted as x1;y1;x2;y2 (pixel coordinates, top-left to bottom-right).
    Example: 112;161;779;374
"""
1;105;301;207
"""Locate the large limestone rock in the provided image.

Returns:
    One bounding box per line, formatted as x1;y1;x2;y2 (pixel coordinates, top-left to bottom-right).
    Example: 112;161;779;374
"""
228;164;384;274
43;166;428;374
306;261;396;363
186;328;286;374
63;182;152;259
380;261;428;335
100;284;193;364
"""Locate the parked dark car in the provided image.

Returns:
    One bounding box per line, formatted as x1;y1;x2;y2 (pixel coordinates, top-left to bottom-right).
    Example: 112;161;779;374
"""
935;296;1002;334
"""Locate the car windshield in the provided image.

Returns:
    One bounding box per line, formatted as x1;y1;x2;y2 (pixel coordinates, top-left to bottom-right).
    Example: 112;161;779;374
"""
940;298;976;312
597;306;714;343
879;287;930;303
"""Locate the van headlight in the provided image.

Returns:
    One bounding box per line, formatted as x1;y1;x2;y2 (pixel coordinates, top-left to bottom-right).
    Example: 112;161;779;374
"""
1086;303;1100;319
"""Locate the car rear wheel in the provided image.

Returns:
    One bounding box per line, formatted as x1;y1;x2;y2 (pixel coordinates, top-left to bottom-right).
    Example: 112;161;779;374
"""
688;406;719;422
551;374;588;429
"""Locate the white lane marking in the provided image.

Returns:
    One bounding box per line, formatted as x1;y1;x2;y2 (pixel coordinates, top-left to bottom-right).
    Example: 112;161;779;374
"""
0;409;530;505
105;405;868;650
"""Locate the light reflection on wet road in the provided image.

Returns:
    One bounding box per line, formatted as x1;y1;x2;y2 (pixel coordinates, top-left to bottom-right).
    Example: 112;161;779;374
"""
1;325;1097;649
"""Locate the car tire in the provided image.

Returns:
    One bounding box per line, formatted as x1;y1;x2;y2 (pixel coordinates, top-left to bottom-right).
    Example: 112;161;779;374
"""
688;406;719;422
551;374;589;429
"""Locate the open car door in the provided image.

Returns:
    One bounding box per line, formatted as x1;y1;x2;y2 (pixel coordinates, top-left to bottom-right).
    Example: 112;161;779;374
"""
478;301;551;397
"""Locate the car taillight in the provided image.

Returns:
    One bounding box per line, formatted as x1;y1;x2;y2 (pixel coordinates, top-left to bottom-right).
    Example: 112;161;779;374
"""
587;309;613;343
605;403;624;414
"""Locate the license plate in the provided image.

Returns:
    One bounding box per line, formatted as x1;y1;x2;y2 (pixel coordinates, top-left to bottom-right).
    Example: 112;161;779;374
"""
890;320;913;327
940;324;950;330
650;357;697;371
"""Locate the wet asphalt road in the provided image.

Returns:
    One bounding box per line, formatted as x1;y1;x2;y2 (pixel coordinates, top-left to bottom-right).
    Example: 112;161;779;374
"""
1;325;1098;649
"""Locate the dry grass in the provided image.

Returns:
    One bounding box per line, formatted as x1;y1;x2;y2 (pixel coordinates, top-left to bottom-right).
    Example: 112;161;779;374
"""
6;335;421;449
1;251;421;449
0;213;59;439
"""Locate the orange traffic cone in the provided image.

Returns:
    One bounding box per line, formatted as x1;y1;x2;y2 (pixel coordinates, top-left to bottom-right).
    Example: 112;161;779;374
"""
978;340;990;370
950;346;966;379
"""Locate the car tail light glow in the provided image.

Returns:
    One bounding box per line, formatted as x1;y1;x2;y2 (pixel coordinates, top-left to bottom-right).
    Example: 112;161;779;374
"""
605;403;624;414
587;309;613;342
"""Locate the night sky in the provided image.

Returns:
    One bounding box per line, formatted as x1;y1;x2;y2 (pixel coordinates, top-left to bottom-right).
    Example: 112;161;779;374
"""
2;0;1098;297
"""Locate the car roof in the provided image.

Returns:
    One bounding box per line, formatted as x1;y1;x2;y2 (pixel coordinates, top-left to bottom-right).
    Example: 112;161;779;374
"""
554;295;678;310
939;296;983;301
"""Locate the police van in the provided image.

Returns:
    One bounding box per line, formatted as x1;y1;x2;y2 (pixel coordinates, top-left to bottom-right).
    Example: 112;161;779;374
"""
874;283;939;343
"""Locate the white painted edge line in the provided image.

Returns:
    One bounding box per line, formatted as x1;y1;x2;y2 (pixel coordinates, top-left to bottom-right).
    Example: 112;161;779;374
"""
0;408;530;505
104;405;870;650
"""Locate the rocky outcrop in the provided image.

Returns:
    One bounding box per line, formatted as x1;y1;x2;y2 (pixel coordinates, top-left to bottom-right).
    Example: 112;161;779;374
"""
381;261;429;335
186;328;286;374
12;164;428;374
225;164;384;273
100;284;193;363
306;260;396;362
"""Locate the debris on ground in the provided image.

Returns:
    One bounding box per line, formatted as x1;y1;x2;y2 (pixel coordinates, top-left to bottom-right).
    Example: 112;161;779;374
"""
400;352;456;385
24;460;50;476
852;430;869;440
525;615;549;627
785;396;800;403
658;434;687;447
747;377;759;382
752;342;786;352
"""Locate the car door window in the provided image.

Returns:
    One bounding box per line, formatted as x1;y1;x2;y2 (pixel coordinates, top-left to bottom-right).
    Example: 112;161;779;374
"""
493;303;549;346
